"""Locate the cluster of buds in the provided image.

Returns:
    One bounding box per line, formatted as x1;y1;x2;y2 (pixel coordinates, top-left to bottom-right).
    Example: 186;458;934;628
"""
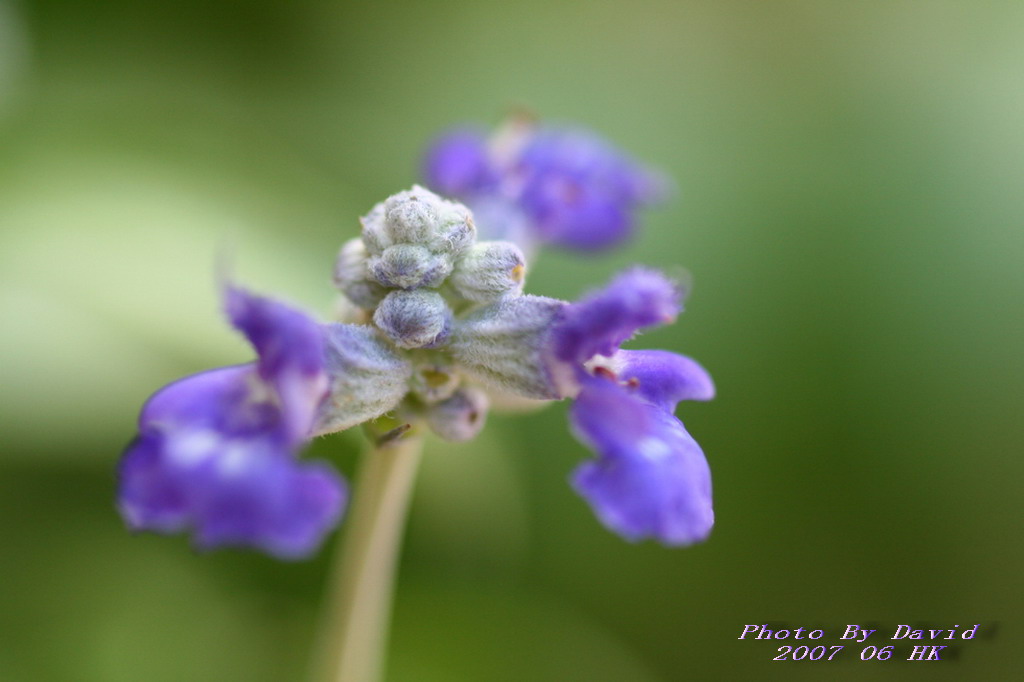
324;186;529;442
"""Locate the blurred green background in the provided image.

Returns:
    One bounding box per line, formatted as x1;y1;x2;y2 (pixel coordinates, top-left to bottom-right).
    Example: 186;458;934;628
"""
1;1;1022;680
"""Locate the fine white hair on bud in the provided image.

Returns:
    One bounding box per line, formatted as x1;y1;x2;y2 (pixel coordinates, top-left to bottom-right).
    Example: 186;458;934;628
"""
425;209;475;257
384;189;436;244
359;201;391;255
333;238;389;309
360;185;476;258
449;241;526;303
449;294;565;399
368;244;452;290
425;387;489;442
314;323;414;435
373;289;452;349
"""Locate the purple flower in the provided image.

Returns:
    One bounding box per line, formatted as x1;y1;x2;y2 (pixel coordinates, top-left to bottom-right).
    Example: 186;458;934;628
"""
118;187;716;559
549;269;715;545
422;122;667;253
421;128;497;198
569;378;713;545
446;264;714;545
549;268;680;365
117;286;347;559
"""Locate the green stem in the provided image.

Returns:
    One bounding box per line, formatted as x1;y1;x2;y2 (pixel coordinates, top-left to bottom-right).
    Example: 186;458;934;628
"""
312;434;424;682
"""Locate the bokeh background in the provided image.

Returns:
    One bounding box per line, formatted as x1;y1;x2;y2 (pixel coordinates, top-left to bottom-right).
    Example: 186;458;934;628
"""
1;1;1022;680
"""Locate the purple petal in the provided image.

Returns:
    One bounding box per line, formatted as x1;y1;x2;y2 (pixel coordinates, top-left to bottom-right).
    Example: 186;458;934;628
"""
119;425;346;559
139;365;266;433
521;183;633;250
224;285;328;443
225;286;324;379
118;432;189;532
519;129;659;200
615;349;714;412
568;378;713;545
514;128;666;250
189;452;345;559
419;123;667;254
569;375;653;449
550;268;681;365
571;429;713;546
422;128;497;197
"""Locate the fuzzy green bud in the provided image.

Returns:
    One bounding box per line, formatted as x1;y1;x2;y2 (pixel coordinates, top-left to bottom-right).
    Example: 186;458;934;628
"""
450;241;526;303
425;387;489;442
360;185;475;258
333;238;388;309
368;243;452;290
373;289;452;349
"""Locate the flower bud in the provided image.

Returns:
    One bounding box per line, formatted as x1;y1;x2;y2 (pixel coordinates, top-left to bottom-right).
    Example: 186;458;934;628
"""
359;201;390;255
384;188;437;245
449;294;566;399
333;238;388;309
373;289;451;349
361;185;476;258
449;241;526;303
425;387;489;442
368;244;452;290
